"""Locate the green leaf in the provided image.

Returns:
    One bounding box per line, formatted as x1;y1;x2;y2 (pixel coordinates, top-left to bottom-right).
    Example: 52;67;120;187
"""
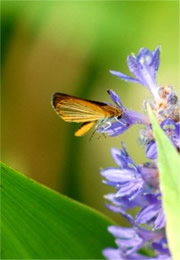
1;162;115;259
148;106;180;260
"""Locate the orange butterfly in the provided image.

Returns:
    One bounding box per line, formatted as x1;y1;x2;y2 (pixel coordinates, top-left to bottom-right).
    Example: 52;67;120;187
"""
52;92;122;136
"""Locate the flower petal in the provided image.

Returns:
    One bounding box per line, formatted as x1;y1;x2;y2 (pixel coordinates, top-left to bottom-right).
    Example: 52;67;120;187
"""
115;177;144;200
161;119;176;131
111;148;124;167
99;120;130;136
102;248;122;260
110;70;141;84
108;226;136;239
146;141;157;159
154;208;165;229
110;47;161;101
135;204;160;224
105;203;133;224
101;168;136;183
127;55;144;81
152;238;170;255
137;48;153;65
150;46;160;75
107;89;124;108
111;145;137;169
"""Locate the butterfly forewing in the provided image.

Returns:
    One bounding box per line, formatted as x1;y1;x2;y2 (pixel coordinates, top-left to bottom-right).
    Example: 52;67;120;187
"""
52;93;110;123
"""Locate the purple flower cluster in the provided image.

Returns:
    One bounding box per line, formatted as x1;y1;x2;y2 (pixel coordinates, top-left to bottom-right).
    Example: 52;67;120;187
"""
100;47;179;260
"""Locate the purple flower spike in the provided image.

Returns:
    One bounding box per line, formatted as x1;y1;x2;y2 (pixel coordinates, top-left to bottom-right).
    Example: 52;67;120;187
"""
100;47;178;260
110;46;160;101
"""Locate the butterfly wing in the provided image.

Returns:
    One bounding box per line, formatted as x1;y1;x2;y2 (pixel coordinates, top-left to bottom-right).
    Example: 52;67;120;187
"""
52;93;107;123
75;121;96;136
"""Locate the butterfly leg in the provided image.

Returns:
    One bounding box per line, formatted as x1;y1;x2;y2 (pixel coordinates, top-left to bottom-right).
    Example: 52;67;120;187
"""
95;120;112;132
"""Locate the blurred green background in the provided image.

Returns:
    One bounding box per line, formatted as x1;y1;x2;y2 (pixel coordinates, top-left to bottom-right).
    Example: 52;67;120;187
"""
1;1;179;223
